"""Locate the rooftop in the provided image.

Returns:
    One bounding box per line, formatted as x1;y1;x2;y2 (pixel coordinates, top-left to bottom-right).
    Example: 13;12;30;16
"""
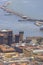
0;45;15;53
0;29;12;32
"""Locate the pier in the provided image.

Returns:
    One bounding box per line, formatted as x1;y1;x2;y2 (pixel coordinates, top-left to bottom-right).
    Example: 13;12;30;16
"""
0;6;43;22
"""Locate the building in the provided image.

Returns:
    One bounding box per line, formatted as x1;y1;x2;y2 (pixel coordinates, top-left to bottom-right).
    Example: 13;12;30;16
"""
0;29;13;45
26;37;43;45
0;45;15;53
14;47;23;53
15;34;19;43
0;34;4;44
0;45;19;58
19;31;24;41
23;48;33;57
0;62;4;65
3;52;19;58
26;37;43;41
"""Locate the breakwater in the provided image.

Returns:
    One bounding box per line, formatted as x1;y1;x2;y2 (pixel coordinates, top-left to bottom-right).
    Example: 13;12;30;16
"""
0;6;26;18
0;6;43;22
27;19;43;22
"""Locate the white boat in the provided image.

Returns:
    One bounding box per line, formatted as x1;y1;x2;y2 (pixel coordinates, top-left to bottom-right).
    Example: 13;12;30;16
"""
35;21;42;26
22;16;27;19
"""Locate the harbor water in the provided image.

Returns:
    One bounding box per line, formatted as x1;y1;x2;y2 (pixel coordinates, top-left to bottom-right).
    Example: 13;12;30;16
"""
0;0;43;37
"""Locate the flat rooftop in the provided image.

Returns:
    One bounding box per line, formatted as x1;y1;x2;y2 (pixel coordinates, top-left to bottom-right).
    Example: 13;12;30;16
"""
0;45;15;53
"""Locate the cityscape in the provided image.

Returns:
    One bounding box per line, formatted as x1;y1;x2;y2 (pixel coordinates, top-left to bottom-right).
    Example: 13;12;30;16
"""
0;0;43;65
0;29;43;65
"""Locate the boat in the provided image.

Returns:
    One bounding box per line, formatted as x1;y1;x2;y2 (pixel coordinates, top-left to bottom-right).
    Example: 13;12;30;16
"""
22;16;27;19
4;13;12;16
35;21;43;26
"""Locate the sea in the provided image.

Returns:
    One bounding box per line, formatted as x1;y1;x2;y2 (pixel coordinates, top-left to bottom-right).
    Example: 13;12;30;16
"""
0;0;43;37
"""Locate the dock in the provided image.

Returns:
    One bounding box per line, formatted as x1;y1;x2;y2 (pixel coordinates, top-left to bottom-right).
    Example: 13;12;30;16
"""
0;6;43;22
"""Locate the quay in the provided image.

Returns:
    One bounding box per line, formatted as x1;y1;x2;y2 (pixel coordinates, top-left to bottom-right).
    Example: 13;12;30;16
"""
0;6;43;22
